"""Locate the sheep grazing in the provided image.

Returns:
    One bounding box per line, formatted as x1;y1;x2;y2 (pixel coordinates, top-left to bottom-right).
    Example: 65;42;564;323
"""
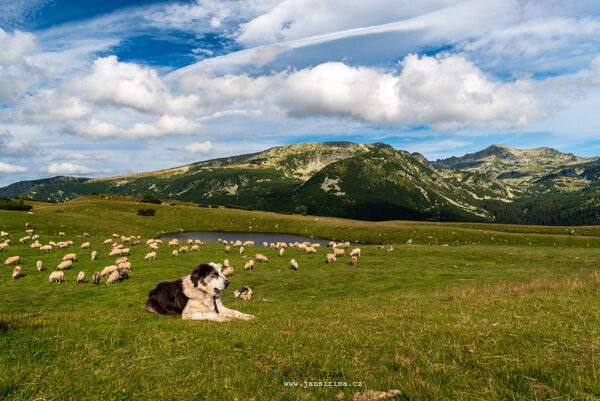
269;243;276;249
25;229;34;235
115;256;128;265
120;248;130;256
349;256;358;266
172;250;179;258
77;271;86;282
224;259;230;267
103;239;113;245
190;245;200;252
40;245;53;252
290;259;298;270
57;260;72;270
62;253;77;262
225;245;231;254
100;265;118;277
149;243;159;251
326;253;337;264
58;232;66;237
328;241;335;247
108;248;121;257
244;260;255;270
233;240;242;247
117;262;132;271
4;256;20;265
217;238;222;243
305;246;317;255
243;241;254;247
25;223;30;228
48;241;56;246
0;243;8;252
93;272;101;284
106;270;120;284
118;269;130;280
222;240;228;245
12;266;22;279
30;242;41;249
49;271;66;283
350;248;361;257
255;254;268;263
168;239;179;247
19;236;29;244
32;234;39;240
279;248;285;257
334;248;345;257
112;233;120;238
0;231;8;237
144;252;157;261
187;239;193;245
234;286;252;300
57;242;69;248
179;246;189;253
262;241;268;247
222;266;234;277
36;260;43;271
81;242;91;249
66;240;74;246
91;250;98;260
83;232;90;237
239;246;244;255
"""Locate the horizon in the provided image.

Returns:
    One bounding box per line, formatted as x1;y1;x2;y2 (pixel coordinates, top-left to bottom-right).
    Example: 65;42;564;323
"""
1;1;600;186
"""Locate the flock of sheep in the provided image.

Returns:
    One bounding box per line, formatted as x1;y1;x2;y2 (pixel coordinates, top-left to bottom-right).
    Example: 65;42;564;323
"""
2;223;362;290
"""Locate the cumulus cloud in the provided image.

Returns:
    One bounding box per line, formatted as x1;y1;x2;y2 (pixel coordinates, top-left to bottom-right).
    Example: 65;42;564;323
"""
0;162;28;174
0;28;44;103
183;141;214;154
64;153;109;161
40;162;110;175
69;115;201;139
0;131;41;158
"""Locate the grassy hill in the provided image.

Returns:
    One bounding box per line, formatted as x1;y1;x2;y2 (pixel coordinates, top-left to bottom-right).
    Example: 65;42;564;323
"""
0;196;599;400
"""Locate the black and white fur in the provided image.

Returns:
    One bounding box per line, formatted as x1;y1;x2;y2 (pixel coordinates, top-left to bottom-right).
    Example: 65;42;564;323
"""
145;262;255;322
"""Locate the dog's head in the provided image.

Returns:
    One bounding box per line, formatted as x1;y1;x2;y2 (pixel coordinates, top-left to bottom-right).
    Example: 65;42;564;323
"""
190;262;230;296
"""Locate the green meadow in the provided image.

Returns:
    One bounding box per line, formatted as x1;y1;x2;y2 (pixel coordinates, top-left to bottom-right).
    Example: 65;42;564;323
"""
0;195;599;400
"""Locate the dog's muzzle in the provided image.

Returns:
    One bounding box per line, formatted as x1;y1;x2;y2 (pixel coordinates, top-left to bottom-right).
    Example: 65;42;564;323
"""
224;279;230;289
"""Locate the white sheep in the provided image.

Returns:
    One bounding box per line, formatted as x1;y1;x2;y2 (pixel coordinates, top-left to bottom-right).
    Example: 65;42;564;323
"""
349;256;357;266
244;260;254;270
30;242;41;249
81;242;91;249
115;256;128;265
49;271;66;282
100;265;118;276
179;246;189;253
234;286;252;300
62;253;77;262
239;246;244;255
305;246;317;255
224;259;230;267
57;260;72;270
149;243;159;251
0;231;8;237
58;232;66;237
225;245;231;254
91;250;98;260
77;271;86;282
334;248;345;257
350;248;361;257
255;254;268;263
168;239;179;247
262;241;268;247
36;260;43;271
4;256;20;265
243;241;254;247
83;232;90;237
106;270;120;284
0;243;8;252
144;252;157;261
40;245;53;252
279;248;285;257
104;239;113;245
290;259;298;270
326;253;337;264
190;245;200;252
172;250;179;258
117;262;132;270
12;266;22;279
222;266;234;277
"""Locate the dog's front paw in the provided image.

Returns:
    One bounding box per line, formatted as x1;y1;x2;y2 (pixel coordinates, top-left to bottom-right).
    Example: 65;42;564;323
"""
240;314;256;320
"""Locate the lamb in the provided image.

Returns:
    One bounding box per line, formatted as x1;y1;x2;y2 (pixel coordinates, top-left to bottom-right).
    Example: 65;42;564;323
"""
12;266;21;279
290;259;298;270
326;253;337;264
179;246;189;253
115;256;128;265
77;271;86;282
58;232;66;237
255;254;268;263
36;260;43;271
234;286;253;300
83;232;90;237
106;270;120;284
91;250;98;260
172;250;179;258
279;248;285;257
334;248;345;257
81;242;91;249
57;260;72;270
40;245;53;252
225;245;231;253
93;272;101;284
49;271;66;282
4;256;20;265
144;252;157;261
243;241;254;247
103;239;113;245
239;246;244;255
350;248;361;257
244;260;255;270
100;265;118;276
349;256;357;266
222;266;234;277
62;253;77;262
190;245;200;252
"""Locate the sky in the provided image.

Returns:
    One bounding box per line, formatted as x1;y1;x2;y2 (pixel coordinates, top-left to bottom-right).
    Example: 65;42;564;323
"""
1;0;600;186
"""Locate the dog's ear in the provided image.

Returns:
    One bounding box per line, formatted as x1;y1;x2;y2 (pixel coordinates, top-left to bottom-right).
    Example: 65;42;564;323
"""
190;263;211;287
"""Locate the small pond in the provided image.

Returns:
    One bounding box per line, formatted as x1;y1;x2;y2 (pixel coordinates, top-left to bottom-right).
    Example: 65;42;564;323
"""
159;231;335;247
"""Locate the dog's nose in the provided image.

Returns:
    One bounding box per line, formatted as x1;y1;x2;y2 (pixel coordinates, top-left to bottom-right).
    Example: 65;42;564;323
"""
224;279;230;288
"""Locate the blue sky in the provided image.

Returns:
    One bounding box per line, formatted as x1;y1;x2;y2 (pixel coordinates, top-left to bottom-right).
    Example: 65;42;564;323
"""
1;0;600;185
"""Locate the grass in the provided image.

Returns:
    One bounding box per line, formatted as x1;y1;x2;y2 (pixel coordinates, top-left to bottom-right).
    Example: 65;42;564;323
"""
0;196;599;400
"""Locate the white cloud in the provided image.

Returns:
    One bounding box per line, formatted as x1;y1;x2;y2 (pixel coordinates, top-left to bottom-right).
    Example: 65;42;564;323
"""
40;162;110;175
0;28;44;103
0;131;40;158
0;162;28;174
69;115;201;139
64;153;109;161
183;141;214;154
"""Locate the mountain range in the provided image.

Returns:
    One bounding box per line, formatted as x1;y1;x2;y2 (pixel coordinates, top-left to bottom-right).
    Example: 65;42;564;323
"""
3;142;600;225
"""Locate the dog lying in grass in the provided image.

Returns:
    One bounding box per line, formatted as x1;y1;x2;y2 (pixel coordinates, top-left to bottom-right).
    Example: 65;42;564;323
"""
145;262;255;322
